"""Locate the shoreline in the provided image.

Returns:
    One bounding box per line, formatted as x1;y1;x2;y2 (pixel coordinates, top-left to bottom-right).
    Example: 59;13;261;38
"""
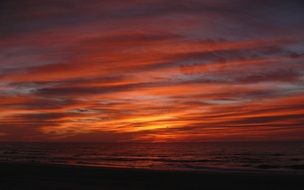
1;161;303;175
1;162;304;189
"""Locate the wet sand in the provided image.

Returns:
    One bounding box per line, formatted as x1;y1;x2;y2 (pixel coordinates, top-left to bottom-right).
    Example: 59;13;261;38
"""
0;163;303;190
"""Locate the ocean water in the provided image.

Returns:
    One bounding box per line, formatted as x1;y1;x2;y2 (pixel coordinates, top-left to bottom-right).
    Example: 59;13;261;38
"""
0;142;304;172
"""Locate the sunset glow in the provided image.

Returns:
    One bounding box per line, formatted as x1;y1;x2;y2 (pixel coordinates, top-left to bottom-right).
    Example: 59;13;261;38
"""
0;0;303;142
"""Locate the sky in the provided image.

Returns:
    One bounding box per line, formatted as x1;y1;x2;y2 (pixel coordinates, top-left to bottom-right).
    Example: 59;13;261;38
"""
0;0;304;142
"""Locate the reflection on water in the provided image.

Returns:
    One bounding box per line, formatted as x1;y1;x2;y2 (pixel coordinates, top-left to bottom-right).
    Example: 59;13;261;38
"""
0;142;304;171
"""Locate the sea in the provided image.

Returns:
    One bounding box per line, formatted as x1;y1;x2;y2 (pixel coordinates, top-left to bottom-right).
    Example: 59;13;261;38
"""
0;142;304;172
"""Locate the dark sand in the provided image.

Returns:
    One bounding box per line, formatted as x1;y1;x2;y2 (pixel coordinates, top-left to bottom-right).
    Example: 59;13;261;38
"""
0;163;303;190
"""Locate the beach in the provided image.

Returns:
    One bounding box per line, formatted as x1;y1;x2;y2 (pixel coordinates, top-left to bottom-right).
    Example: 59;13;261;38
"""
0;163;303;190
1;0;304;189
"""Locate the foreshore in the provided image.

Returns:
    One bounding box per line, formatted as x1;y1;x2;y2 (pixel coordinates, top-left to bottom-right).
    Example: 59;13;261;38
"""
0;163;303;190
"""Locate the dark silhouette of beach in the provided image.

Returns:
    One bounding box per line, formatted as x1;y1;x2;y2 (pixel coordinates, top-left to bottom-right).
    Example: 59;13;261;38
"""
0;163;303;190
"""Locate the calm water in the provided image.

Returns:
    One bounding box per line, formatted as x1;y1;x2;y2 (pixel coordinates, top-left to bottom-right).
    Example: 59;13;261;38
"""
0;142;304;172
